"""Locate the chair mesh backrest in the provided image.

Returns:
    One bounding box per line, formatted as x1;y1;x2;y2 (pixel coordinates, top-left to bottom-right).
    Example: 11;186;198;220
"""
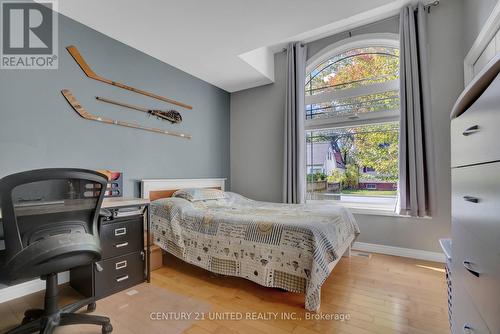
1;169;107;258
13;178;103;247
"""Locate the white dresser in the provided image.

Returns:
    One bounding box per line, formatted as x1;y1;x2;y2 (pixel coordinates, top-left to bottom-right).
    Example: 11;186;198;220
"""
450;54;500;334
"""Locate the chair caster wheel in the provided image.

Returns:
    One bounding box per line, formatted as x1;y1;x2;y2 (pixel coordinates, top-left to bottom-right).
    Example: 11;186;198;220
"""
87;302;96;312
22;309;43;324
102;323;113;333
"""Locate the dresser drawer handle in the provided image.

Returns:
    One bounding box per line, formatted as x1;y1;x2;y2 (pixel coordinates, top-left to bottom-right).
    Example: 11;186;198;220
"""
114;227;127;236
463;323;473;334
463;196;479;203
462;125;479;136
463;261;480;278
116;275;129;282
115;260;127;270
115;242;129;248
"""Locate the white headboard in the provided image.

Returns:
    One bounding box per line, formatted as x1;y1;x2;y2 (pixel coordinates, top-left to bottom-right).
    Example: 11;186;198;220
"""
141;178;226;201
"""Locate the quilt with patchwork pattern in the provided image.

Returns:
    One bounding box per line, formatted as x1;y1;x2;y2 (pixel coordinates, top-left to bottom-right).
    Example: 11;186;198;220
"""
150;192;360;311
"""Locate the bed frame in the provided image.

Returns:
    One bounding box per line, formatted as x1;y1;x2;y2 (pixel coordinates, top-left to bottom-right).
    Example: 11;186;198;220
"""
140;177;353;311
141;177;351;260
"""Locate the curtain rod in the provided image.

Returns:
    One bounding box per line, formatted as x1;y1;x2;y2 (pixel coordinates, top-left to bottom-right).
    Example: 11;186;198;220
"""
280;14;397;53
281;1;440;52
423;0;440;12
424;0;440;9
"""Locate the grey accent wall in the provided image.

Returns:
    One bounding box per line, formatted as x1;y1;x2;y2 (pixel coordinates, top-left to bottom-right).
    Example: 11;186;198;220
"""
230;0;464;252
0;11;230;197
463;0;499;55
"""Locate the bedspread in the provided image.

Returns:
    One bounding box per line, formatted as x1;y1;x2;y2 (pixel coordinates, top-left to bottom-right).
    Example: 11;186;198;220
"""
150;192;359;311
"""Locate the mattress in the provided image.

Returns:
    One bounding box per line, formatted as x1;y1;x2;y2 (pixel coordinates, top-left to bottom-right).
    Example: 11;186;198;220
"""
150;192;360;311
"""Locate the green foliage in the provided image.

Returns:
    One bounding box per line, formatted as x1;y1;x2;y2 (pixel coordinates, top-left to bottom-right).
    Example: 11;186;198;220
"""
352;124;399;181
326;49;399;88
306;47;399;95
307;123;399;183
344;164;360;189
327;169;346;184
307;172;327;182
326;164;359;190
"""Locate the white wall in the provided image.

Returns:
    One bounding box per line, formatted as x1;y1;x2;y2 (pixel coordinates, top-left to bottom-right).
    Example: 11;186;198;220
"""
463;0;499;55
230;0;464;253
230;54;286;202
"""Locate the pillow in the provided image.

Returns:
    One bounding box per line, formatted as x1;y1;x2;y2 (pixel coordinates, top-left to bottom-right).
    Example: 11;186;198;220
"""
172;188;227;202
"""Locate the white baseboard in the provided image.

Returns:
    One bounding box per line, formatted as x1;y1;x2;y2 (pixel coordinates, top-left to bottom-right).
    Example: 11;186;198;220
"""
0;272;69;303
352;242;445;263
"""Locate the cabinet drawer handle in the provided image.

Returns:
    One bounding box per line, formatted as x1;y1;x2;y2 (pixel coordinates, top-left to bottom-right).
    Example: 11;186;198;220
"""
115;260;127;270
114;227;127;236
462;125;479;136
463;196;479;203
463;323;473;334
463;261;480;278
116;275;129;282
115;242;129;248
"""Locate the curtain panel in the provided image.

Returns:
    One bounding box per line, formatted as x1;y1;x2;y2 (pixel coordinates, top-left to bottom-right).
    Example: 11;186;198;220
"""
283;42;307;204
398;3;436;217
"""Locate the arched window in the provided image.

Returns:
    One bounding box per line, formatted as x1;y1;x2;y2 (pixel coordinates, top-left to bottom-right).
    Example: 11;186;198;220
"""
305;38;400;211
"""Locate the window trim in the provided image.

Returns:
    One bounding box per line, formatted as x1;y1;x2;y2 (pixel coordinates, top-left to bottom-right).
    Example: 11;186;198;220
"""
305;33;400;130
306;33;400;74
305;33;400;212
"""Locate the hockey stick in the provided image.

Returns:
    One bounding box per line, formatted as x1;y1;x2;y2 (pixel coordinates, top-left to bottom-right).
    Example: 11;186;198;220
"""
61;89;191;139
95;96;182;124
66;45;193;110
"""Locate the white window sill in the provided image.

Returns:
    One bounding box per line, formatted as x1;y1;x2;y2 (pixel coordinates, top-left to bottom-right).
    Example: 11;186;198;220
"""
337;202;401;217
348;206;405;217
342;204;431;219
306;199;431;219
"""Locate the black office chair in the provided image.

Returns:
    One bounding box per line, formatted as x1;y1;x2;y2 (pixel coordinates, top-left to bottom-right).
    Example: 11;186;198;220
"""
0;168;113;334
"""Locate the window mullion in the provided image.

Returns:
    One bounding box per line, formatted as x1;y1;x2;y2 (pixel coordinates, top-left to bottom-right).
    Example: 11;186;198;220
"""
305;79;399;106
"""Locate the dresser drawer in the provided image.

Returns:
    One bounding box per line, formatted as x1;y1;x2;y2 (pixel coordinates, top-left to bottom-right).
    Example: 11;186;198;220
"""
452;163;500;253
451;75;500;168
94;251;144;298
452;222;500;333
100;217;143;258
452;283;491;334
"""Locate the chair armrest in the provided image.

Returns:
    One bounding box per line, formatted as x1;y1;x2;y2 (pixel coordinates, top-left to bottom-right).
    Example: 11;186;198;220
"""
99;208;113;218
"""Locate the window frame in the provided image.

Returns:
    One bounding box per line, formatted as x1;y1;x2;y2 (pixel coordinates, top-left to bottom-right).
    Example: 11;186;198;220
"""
304;33;400;212
305;33;400;131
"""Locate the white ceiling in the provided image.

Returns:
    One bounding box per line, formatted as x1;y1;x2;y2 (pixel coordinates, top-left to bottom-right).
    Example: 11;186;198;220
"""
53;0;409;92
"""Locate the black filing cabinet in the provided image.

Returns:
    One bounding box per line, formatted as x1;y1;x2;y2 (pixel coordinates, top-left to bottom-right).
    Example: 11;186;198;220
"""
70;200;150;300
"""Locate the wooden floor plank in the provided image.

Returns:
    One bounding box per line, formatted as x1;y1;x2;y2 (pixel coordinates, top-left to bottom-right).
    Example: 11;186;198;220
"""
0;252;449;334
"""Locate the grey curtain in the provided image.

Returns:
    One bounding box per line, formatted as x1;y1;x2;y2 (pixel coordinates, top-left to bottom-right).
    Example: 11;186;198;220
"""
283;42;307;204
398;3;435;217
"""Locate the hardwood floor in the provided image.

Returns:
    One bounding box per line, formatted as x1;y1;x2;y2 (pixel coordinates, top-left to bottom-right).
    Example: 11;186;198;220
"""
0;252;449;334
153;252;449;334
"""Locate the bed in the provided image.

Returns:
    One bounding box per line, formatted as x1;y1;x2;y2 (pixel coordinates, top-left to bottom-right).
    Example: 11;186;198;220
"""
141;178;360;311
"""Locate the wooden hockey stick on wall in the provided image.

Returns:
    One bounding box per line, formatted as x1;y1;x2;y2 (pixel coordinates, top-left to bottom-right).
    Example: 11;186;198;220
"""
61;89;191;139
66;45;193;110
